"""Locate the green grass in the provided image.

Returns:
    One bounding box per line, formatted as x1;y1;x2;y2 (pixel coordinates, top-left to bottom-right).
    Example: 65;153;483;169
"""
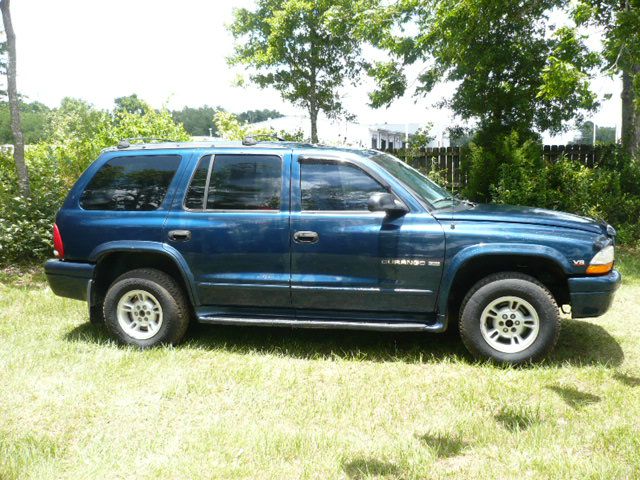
1;253;640;479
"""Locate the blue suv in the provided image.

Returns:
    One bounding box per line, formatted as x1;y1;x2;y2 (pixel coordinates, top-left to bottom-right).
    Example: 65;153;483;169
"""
45;140;621;364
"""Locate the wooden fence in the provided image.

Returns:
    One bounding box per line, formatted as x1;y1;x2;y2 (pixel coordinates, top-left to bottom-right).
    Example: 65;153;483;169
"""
385;144;620;187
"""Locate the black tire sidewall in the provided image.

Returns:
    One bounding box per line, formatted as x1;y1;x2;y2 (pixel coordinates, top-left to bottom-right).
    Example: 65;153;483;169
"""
104;277;184;347
460;278;560;364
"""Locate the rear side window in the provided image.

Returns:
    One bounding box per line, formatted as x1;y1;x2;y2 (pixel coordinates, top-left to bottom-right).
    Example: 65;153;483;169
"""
184;154;282;211
80;155;181;211
300;159;387;211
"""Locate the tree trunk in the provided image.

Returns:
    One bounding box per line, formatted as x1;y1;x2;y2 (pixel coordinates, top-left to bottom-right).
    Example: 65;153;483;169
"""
1;0;30;196
632;65;640;158
621;69;635;157
309;105;319;144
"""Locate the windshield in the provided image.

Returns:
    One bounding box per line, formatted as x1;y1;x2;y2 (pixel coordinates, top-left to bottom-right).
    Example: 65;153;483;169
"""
369;153;458;208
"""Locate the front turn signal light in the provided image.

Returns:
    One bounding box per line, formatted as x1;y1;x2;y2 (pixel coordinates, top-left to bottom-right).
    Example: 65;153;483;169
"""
586;245;614;275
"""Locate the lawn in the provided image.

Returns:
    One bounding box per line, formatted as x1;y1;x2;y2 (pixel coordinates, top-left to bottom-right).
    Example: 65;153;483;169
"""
1;252;639;479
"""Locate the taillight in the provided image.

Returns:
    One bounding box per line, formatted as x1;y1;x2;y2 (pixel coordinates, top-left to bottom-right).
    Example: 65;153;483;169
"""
53;223;65;259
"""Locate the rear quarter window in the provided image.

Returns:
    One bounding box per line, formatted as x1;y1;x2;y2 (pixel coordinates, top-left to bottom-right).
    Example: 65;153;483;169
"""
80;155;181;211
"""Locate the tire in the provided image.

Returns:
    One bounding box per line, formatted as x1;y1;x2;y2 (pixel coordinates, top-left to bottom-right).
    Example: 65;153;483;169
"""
459;272;561;364
103;268;190;347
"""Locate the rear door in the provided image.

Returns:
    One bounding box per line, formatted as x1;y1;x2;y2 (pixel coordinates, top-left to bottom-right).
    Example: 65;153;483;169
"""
164;149;291;308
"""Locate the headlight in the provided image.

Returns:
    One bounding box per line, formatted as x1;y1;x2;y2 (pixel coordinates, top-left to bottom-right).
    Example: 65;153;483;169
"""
586;245;614;275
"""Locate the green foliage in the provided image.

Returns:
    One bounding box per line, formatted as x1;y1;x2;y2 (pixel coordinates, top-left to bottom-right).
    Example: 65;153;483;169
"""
402;125;454;191
0;150;67;263
463;132;543;203
460;132;640;245
364;0;599;145
213;111;303;142
236;109;284;124
0;100;51;144
170;107;285;137
570;121;617;145
228;0;374;141
0;97;189;265
113;94;151;116
574;0;640;76
171;105;222;137
489;134;546;207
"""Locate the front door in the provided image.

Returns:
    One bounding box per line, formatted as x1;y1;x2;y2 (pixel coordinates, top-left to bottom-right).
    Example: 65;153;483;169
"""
164;150;291;308
290;155;445;314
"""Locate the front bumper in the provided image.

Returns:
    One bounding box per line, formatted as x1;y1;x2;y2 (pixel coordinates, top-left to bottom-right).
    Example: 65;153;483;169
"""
44;259;94;301
568;269;621;318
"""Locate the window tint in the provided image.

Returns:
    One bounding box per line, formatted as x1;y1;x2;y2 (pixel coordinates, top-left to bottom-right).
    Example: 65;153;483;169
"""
181;154;282;210
300;160;387;211
80;155;181;211
184;156;210;209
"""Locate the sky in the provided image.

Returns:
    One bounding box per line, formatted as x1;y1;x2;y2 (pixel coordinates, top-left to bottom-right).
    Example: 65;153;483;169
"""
10;0;622;143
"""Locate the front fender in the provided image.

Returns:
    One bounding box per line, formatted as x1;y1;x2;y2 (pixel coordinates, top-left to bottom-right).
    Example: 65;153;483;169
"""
89;241;199;305
437;243;571;325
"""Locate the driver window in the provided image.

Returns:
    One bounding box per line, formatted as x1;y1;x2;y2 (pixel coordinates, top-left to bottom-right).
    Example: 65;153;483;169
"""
300;159;387;211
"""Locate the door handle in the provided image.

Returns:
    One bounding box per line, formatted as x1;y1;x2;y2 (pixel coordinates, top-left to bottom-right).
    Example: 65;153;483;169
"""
168;229;191;242
293;230;319;244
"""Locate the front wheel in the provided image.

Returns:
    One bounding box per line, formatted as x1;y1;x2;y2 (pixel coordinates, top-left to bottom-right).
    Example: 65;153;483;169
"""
459;272;561;364
103;268;190;347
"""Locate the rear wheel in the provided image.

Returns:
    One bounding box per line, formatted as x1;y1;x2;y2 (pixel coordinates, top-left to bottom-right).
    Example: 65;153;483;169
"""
103;268;190;347
459;272;561;364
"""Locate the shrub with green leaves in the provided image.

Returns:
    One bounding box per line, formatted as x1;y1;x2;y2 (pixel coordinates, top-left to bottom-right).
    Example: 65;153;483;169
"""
0;98;190;265
461;130;640;246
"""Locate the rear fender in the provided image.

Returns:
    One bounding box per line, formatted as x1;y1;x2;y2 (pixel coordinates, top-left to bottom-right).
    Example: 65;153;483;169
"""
89;241;199;305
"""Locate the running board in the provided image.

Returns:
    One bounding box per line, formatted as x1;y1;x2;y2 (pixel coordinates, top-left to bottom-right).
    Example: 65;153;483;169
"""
197;316;442;332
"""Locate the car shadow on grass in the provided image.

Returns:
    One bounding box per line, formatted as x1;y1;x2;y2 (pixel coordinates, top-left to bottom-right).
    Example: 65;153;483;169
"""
342;457;401;479
547;319;624;367
65;317;623;367
545;385;601;409
418;432;467;457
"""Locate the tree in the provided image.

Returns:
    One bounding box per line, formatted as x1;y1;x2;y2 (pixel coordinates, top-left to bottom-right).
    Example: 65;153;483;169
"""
0;0;29;196
44;98;190;181
171;105;221;136
573;1;640;157
213;111;303;142
365;0;599;144
228;0;372;143
570;121;617;144
114;94;151;116
0;100;51;144
237;109;284;124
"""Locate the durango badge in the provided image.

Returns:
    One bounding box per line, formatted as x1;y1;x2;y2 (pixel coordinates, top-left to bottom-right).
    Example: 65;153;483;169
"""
381;258;429;266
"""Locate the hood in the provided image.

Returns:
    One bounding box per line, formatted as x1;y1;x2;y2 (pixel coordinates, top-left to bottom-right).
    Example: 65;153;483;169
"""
432;203;607;235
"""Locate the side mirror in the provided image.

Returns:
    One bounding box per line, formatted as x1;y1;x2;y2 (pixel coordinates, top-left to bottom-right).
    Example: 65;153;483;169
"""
367;192;409;216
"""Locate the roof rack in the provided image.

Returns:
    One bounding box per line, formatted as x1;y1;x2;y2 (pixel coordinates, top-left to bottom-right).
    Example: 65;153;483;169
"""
117;137;178;149
241;133;285;146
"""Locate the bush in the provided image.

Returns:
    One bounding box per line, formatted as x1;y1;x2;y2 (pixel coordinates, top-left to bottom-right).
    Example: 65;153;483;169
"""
0;151;67;263
0;98;191;266
462;131;640;246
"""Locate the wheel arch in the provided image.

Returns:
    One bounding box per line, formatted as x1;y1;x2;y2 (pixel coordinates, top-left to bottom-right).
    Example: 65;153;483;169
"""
89;241;198;307
439;244;570;329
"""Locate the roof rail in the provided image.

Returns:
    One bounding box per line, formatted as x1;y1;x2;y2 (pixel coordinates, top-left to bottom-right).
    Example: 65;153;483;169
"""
241;133;285;146
117;137;178;149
